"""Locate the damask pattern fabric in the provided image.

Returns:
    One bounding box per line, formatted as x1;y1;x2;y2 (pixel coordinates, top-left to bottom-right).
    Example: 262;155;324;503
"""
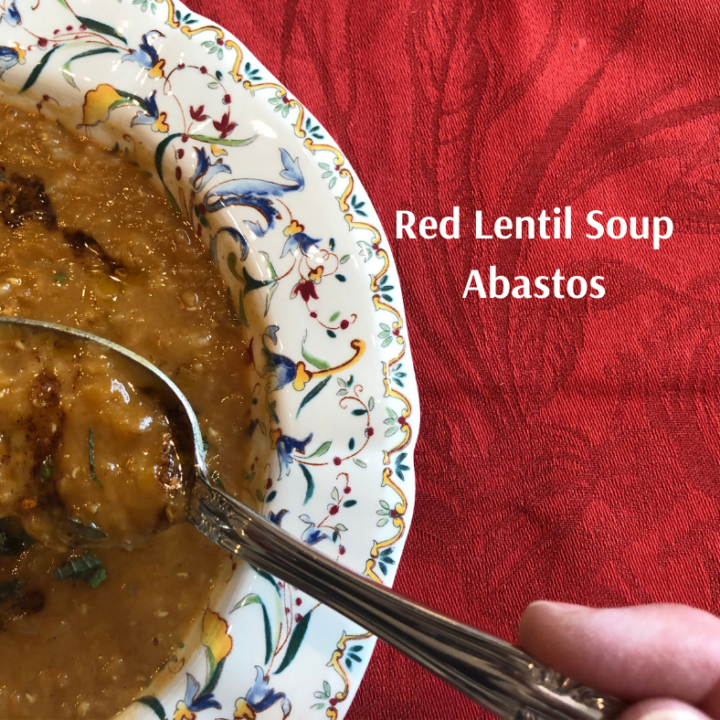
188;1;720;717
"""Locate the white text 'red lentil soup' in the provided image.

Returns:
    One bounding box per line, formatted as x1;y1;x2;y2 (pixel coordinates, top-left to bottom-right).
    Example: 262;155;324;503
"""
0;102;254;719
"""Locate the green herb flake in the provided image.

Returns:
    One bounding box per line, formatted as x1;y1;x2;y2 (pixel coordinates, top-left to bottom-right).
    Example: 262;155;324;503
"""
68;518;107;540
54;553;105;587
53;271;66;283
0;579;21;604
87;567;107;589
39;455;53;482
0;518;35;557
88;429;102;488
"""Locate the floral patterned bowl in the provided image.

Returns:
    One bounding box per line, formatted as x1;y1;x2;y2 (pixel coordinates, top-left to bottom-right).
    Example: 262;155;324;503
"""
0;1;418;718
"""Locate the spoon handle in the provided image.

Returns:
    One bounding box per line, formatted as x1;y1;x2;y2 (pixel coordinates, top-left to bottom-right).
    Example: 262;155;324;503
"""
190;477;624;720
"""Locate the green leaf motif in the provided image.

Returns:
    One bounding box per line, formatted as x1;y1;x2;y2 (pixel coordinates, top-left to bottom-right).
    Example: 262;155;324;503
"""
76;16;128;44
62;47;120;89
188;132;257;147
243;266;275;294
227;252;243;281
296;376;331;418
300;464;314;505
231;593;273;663
135;697;168;720
301;342;330;370
20;45;63;94
306;440;332;458
274;611;313;674
250;564;282;595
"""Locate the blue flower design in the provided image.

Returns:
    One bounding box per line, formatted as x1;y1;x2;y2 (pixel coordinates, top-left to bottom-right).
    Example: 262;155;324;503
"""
191;147;231;192
275;434;312;476
129;91;169;133
0;2;20;26
299;515;328;545
262;346;297;391
122;30;165;77
280;227;321;258
0;44;23;79
233;666;291;719
204;149;304;237
268;509;288;526
182;672;221;713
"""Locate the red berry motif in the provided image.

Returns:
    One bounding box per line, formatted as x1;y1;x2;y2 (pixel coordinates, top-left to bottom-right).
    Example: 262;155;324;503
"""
366;427;374;437
344;486;351;494
398;416;407;427
200;66;207;74
310;311;317;318
175;167;181;181
340;320;349;330
217;38;224;46
295;597;302;606
333;456;341;466
329;506;339;515
223;94;232;104
339;546;346;555
329;698;337;707
38;38;47;47
177;149;185;159
266;478;272;489
295;613;302;622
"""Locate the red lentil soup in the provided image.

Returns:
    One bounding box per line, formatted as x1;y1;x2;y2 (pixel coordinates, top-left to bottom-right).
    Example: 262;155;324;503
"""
0;102;253;719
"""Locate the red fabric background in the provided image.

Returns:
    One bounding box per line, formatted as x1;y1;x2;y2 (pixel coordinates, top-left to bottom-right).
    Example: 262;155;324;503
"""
186;0;720;717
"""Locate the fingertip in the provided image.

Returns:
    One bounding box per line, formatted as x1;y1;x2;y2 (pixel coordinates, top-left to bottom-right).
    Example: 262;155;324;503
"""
518;600;587;656
619;698;712;720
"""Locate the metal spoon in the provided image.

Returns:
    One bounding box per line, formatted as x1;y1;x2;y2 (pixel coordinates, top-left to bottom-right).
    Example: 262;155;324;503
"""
0;315;625;720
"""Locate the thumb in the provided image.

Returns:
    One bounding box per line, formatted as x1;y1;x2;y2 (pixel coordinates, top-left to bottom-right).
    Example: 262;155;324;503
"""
518;602;720;718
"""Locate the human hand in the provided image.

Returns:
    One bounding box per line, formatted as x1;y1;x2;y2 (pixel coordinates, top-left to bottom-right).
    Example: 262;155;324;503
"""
519;603;720;720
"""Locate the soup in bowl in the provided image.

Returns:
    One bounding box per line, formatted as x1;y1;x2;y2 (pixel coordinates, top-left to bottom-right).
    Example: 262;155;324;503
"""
0;1;418;718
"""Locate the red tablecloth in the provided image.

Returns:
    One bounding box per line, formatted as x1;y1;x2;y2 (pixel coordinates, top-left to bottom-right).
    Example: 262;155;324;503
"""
187;1;720;717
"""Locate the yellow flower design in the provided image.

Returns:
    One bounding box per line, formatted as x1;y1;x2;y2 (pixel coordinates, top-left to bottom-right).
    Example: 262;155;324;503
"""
152;112;169;133
270;427;282;447
149;58;166;78
201;609;232;664
293;361;311;391
81;84;124;127
284;220;304;236
233;699;256;720
12;42;25;63
211;144;228;156
173;701;195;720
308;265;324;283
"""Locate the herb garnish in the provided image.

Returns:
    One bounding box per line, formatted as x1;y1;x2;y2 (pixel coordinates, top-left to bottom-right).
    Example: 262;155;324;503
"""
0;579;22;604
53;271;66;283
39;455;53;482
54;553;107;588
88;428;102;488
0;518;35;556
67;518;107;540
